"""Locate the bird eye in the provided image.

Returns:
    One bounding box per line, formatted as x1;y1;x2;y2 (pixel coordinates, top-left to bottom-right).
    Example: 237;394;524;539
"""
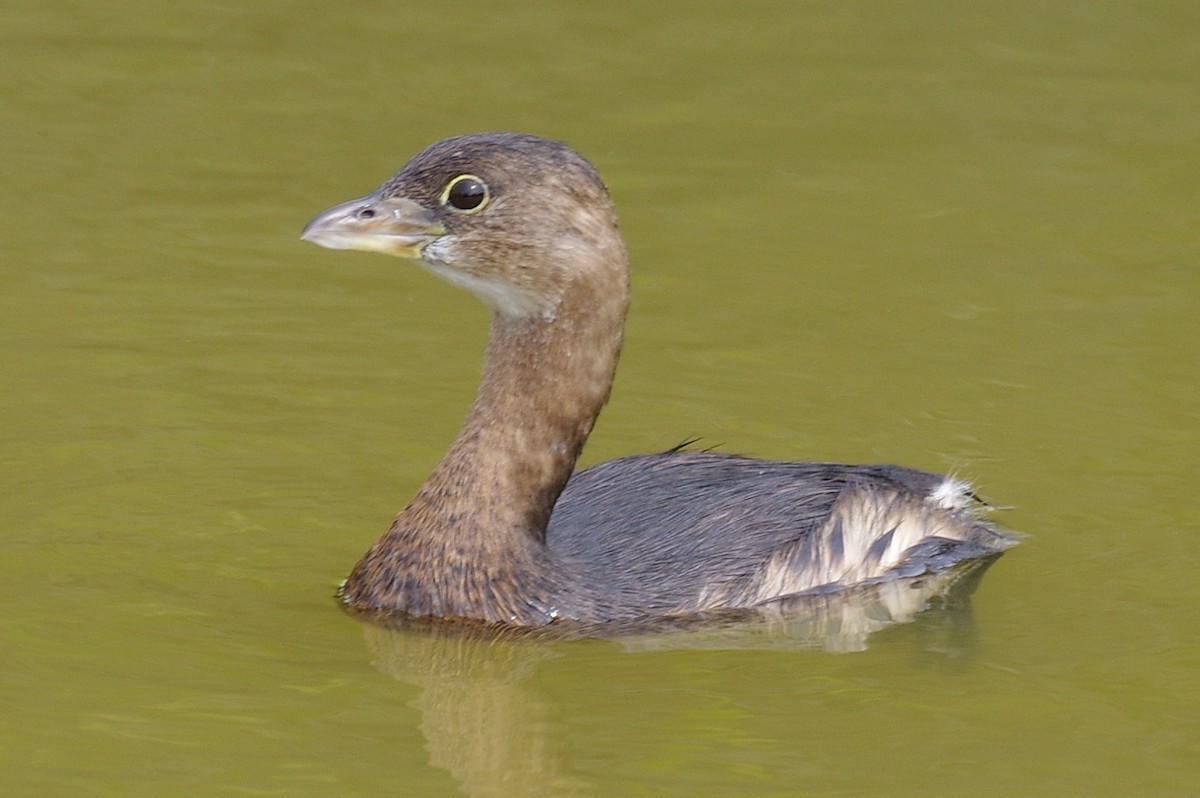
441;174;489;213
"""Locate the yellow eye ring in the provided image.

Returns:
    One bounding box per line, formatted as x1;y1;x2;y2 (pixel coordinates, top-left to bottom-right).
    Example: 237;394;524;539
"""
440;174;490;213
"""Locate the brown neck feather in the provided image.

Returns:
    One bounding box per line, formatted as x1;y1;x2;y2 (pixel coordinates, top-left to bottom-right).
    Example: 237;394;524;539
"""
342;243;629;622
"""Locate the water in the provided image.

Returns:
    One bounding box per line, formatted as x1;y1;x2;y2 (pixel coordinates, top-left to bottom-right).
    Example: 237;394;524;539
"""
2;1;1197;794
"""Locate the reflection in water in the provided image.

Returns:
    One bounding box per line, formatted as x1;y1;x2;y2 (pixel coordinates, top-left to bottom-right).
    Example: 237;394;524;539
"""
362;625;585;798
357;559;996;796
618;558;995;655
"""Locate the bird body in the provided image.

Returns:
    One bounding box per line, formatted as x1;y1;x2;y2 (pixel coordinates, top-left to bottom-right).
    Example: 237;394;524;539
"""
301;132;1016;628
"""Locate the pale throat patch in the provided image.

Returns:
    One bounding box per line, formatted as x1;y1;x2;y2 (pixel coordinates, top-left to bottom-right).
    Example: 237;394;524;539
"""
416;254;549;318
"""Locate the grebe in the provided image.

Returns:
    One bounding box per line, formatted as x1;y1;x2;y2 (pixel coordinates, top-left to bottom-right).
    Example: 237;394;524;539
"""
301;132;1015;628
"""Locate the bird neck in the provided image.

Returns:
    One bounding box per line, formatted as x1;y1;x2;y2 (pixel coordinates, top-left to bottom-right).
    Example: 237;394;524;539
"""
421;295;625;542
341;246;629;620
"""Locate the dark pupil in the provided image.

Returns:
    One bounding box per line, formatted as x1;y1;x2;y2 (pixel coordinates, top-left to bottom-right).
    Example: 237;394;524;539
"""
448;178;485;210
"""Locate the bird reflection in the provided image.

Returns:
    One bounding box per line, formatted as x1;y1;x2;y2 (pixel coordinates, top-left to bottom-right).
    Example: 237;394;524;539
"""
353;557;996;796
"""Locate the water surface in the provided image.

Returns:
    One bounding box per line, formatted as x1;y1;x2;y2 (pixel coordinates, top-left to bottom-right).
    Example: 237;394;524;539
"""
2;1;1197;795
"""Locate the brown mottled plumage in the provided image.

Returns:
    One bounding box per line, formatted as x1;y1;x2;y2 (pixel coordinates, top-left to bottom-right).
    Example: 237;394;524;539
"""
301;132;1016;629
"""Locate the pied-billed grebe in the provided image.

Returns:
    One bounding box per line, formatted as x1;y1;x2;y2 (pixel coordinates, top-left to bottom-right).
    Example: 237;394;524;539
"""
302;132;1016;628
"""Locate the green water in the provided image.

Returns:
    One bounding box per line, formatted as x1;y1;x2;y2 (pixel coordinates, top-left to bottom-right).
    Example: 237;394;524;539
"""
3;1;1197;795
